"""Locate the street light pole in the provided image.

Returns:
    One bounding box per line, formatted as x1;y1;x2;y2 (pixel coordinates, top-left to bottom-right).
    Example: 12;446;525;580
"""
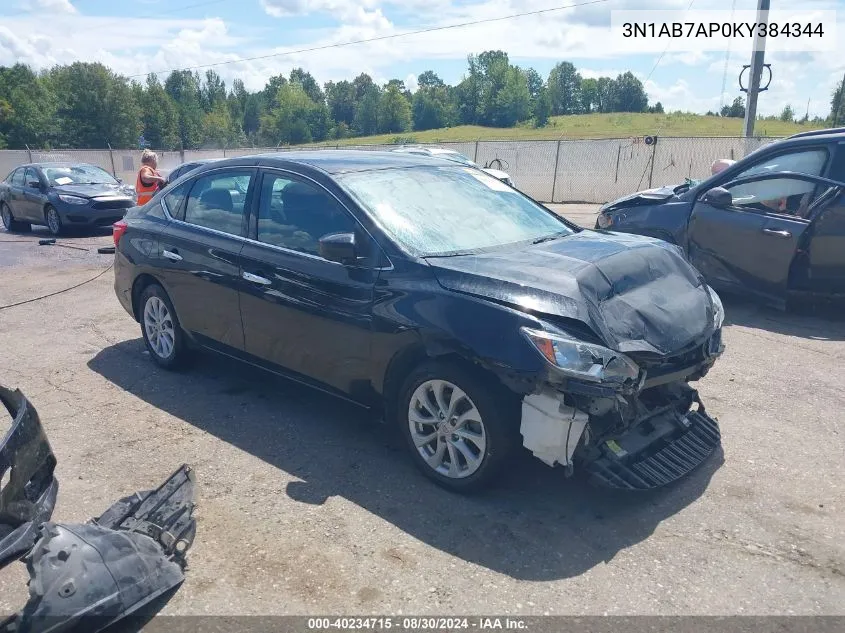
743;0;770;137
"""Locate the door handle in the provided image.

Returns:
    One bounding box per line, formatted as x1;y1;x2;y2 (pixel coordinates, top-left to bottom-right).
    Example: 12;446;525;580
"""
762;228;792;239
162;249;183;261
242;271;272;286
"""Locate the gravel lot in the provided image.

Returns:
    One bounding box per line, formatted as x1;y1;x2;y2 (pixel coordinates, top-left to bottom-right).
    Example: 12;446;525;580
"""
1;206;843;617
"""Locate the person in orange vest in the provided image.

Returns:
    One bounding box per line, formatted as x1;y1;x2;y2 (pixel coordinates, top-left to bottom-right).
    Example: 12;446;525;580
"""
135;149;167;205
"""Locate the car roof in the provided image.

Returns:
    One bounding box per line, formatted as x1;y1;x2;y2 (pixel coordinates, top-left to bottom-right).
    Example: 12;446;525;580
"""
15;162;105;170
248;150;459;174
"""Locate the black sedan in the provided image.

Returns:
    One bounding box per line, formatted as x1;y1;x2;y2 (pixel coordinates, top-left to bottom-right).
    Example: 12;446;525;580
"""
596;129;845;308
114;151;725;492
0;162;137;235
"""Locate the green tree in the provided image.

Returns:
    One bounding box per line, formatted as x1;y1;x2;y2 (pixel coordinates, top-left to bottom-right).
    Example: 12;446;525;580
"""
139;75;179;150
261;74;287;110
47;62;140;147
353;84;381;136
610;71;648;112
720;96;745;118
260;82;324;145
417;70;444;90
594;76;614;113
289;68;324;103
201;70;227;113
325;80;356;126
534;86;552;127
830;78;845;125
779;104;795;122
378;83;412;133
0;64;56;148
525;68;543;104
412;84;452;131
648;101;665;114
580;77;598;113
242;94;262;140
164;70;204;148
548;62;583;115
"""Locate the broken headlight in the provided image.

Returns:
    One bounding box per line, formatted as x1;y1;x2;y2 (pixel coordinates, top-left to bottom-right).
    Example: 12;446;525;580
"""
521;327;640;384
707;285;724;329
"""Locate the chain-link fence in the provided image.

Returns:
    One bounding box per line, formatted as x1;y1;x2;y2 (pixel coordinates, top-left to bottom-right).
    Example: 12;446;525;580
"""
0;136;781;204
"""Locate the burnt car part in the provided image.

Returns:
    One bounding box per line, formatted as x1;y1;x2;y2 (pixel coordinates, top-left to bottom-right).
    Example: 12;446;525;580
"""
1;384;196;633
0;386;58;568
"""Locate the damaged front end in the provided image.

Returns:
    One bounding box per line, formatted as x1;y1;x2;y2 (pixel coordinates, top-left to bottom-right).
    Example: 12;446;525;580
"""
519;309;725;490
0;385;196;633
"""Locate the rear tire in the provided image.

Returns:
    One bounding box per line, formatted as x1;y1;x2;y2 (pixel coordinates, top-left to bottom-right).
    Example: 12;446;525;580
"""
139;284;188;369
397;360;519;493
1;203;31;233
44;205;63;236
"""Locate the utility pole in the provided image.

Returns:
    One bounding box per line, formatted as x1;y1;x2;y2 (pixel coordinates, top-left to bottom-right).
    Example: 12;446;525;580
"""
743;0;770;137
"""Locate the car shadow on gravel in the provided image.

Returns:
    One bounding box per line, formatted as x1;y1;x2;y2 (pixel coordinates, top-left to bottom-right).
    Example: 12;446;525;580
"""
88;339;722;582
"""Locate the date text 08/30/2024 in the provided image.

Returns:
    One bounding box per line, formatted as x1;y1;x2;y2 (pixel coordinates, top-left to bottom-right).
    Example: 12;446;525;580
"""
307;617;528;630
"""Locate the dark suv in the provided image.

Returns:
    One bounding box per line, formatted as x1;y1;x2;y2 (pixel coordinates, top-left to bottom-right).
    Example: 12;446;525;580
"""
596;128;845;307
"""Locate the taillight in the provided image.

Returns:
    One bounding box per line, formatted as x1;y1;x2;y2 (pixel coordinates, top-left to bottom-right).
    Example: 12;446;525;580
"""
113;220;128;247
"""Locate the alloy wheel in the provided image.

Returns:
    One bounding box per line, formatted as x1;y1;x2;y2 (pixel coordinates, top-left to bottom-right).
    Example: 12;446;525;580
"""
143;296;175;360
1;205;11;230
46;207;61;234
407;379;487;479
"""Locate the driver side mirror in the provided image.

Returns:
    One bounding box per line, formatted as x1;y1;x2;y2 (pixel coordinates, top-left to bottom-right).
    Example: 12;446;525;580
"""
701;186;733;209
318;232;357;264
27;180;41;189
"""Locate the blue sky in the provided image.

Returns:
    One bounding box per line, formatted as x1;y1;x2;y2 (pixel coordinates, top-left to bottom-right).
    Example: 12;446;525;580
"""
1;0;843;118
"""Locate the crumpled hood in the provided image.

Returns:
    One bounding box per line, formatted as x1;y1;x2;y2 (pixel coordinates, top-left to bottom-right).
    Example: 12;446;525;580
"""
426;230;716;356
601;184;685;212
53;183;131;199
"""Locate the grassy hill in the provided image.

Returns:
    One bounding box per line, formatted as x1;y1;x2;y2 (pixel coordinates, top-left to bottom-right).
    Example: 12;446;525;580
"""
317;112;819;146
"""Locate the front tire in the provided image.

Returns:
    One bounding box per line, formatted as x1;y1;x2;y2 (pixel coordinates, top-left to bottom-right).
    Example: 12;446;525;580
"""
397;361;519;492
1;203;31;232
45;205;63;236
140;284;188;369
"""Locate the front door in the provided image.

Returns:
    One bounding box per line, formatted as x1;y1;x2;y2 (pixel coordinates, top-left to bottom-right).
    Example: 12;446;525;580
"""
688;173;832;304
155;168;256;351
238;169;380;398
21;168;45;221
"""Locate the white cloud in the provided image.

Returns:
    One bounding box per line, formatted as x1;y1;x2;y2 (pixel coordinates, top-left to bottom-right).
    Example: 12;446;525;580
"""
28;0;77;14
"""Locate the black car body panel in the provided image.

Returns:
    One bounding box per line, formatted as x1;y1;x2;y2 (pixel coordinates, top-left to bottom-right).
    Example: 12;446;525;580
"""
114;151;724;489
0;385;197;633
0;386;58;568
427;230;715;356
0;162;135;230
597;131;845;306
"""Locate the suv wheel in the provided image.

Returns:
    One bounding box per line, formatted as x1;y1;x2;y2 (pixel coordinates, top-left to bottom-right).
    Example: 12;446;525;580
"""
397;361;518;492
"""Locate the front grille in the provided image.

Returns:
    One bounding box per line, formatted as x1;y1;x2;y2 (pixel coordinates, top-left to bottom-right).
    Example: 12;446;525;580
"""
92;199;134;210
586;410;720;490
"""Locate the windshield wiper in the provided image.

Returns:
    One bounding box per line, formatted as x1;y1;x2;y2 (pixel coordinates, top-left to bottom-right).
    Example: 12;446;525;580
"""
532;231;570;245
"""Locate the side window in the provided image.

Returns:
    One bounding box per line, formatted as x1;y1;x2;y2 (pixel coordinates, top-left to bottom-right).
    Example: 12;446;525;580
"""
183;170;253;236
735;148;828;180
163;180;191;220
10;169;25;187
24;168;39;187
255;172;356;256
726;176;830;218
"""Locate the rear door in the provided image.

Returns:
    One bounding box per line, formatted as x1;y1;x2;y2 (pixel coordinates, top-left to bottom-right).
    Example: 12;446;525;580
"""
803;188;845;295
6;169;26;218
688;173;835;304
238;168;381;397
156;168;256;352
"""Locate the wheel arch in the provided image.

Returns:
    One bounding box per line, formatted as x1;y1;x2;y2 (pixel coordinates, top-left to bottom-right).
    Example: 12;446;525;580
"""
130;273;164;322
381;339;518;426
